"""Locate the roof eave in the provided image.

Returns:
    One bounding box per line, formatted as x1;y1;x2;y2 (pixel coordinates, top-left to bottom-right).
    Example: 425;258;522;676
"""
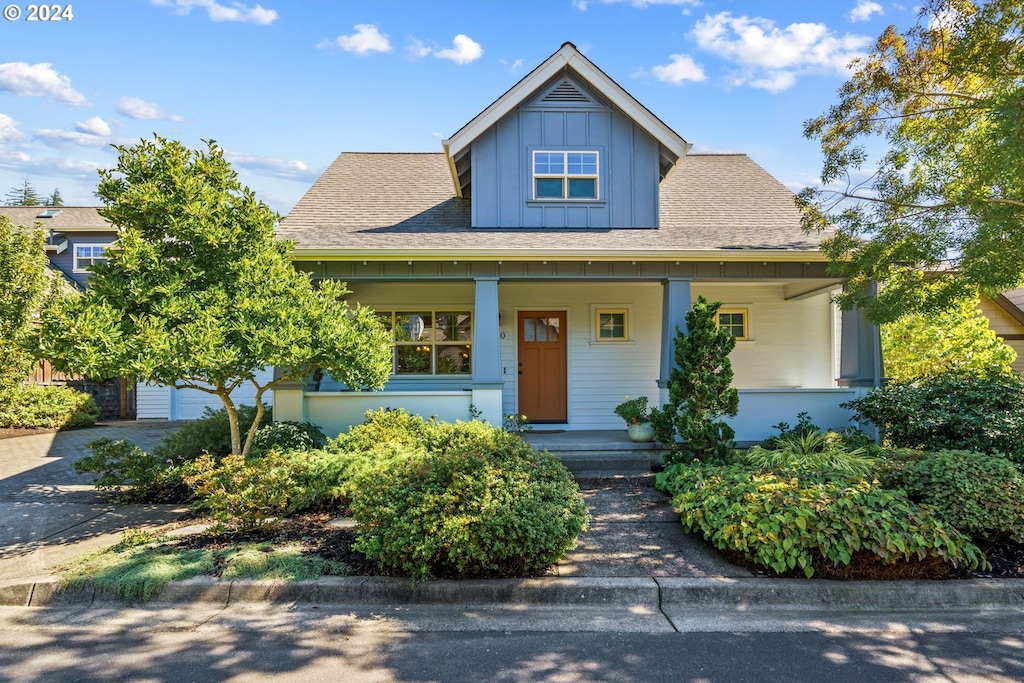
290;247;829;263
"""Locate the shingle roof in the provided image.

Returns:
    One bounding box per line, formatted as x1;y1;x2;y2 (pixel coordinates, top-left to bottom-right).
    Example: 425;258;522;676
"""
0;207;112;232
278;152;824;254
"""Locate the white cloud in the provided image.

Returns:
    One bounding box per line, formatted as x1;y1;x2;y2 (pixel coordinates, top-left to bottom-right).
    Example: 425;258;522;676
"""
0;114;24;144
0;62;87;106
650;54;706;84
573;0;701;10
152;0;277;25
116;96;183;121
75;116;111;137
499;58;524;74
223;151;319;181
405;38;432;60
434;34;483;65
849;0;884;22
34;128;111;147
0;150;102;178
326;24;392;55
691;12;871;91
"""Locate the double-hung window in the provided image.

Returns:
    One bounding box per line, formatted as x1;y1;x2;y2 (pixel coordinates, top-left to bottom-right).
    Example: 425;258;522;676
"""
533;151;599;200
73;244;107;272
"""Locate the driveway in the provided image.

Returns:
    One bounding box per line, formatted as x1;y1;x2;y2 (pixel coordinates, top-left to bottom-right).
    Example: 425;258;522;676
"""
0;422;185;580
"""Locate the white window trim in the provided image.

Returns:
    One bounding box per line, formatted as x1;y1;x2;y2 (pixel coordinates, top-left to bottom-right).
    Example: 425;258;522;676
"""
532;150;600;201
591;304;633;343
717;307;750;341
73;243;108;273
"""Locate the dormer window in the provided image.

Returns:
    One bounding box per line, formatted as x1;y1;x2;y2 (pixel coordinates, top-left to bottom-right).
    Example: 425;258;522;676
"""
533;151;599;200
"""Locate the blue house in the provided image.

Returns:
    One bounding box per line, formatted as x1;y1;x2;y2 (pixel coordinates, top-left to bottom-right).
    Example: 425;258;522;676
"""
266;42;881;442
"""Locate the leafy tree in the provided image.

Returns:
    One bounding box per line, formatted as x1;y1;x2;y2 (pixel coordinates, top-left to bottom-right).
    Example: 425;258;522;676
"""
798;0;1024;323
47;188;64;207
0;216;49;388
882;291;1017;380
650;296;739;463
5;178;41;206
37;136;393;456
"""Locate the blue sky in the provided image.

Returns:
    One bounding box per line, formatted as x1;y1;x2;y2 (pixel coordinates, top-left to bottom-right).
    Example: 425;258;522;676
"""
0;0;914;214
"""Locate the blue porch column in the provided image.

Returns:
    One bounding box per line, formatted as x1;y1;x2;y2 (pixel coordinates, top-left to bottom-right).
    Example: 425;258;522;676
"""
472;277;503;424
658;278;692;404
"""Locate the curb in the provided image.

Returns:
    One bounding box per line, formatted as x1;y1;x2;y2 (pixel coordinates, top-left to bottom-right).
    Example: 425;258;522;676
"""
5;576;1024;610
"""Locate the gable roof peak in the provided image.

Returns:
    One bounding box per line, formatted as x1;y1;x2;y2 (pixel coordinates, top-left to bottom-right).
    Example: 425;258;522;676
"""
442;42;691;197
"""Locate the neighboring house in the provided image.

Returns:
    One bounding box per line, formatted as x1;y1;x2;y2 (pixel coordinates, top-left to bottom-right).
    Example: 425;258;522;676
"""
272;43;881;443
0;206;271;421
980;290;1024;375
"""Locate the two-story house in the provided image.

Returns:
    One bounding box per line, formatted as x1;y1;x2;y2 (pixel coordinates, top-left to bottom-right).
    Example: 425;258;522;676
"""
271;43;883;443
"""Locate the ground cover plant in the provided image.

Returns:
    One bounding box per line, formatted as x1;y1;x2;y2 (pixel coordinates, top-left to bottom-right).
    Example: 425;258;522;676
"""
657;461;983;579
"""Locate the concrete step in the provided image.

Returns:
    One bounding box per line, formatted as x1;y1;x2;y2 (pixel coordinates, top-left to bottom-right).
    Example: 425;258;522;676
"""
555;451;653;475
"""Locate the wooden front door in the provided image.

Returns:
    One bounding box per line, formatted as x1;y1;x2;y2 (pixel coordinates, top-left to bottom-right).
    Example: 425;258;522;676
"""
517;311;567;423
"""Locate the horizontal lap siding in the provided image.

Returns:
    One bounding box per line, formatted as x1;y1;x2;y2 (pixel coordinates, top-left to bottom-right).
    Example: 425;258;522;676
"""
977;298;1024;375
693;284;834;389
500;282;661;430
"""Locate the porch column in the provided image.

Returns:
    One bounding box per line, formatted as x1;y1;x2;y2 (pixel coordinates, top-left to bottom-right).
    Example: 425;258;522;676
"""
837;283;883;388
472;277;503;424
659;278;692;404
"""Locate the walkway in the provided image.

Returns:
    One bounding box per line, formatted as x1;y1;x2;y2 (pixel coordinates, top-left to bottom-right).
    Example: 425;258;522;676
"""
0;421;185;580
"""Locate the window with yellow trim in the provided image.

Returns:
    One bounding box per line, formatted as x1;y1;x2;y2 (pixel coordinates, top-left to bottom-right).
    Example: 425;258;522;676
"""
716;308;748;340
595;308;628;341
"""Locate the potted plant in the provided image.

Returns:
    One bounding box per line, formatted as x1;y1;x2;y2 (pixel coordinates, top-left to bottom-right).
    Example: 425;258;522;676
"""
614;396;655;442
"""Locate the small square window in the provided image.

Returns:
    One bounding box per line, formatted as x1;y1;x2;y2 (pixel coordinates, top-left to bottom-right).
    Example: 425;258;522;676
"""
596;309;628;341
716;309;748;340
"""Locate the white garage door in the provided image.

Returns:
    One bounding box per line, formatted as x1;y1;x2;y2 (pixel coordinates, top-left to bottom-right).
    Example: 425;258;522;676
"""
170;368;274;421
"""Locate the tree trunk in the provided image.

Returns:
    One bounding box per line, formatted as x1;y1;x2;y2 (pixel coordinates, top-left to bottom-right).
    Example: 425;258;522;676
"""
218;389;242;456
241;384;267;457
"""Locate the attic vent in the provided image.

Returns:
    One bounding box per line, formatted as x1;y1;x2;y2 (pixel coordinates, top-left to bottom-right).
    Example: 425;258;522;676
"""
36;209;61;218
542;80;592;103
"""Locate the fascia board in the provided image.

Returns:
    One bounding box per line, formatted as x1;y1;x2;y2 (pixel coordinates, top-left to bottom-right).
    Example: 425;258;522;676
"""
291;248;830;263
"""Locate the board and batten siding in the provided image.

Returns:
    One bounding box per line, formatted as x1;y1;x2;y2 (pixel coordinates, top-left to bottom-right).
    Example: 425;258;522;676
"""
470;93;660;229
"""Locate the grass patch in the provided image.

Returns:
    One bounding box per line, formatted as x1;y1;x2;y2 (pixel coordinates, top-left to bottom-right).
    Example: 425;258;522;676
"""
57;521;352;604
218;542;348;581
60;543;215;604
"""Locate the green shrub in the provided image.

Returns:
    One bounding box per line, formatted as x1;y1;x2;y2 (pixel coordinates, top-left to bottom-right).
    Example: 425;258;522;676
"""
252;420;327;453
73;438;182;502
182;450;305;532
350;443;589;581
287;442;416;512
152;404;270;462
881;449;1024;543
655;463;983;578
844;373;1024;461
329;408;435;453
0;384;99;429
